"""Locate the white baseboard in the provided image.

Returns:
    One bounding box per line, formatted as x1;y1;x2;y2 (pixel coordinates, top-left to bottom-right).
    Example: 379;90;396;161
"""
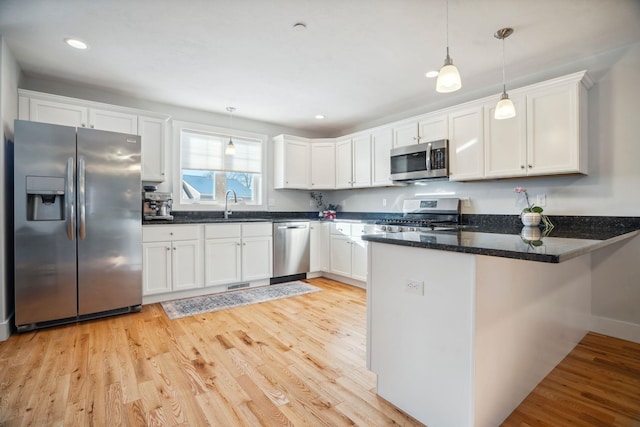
143;279;271;305
320;272;366;289
0;314;13;342
590;315;640;344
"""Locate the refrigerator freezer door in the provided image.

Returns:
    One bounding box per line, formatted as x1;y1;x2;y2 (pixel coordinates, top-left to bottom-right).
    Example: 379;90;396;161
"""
76;128;142;315
14;120;78;326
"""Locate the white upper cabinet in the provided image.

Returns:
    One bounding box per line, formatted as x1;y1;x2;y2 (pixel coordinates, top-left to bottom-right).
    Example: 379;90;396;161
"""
27;98;88;128
371;127;393;186
310;141;336;189
448;104;485;181
418;113;448;142
484;71;591;179
484;95;528;178
525;74;589;176
273;135;310;189
392;121;419;148
352;134;372;188
89;108;138;134
335;138;353;189
139;116;167;182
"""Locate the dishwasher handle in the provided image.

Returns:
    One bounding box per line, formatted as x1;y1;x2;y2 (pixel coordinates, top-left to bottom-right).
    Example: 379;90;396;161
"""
277;224;308;230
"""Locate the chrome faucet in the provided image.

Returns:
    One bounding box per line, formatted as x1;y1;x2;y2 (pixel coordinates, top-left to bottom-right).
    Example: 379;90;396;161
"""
224;190;237;219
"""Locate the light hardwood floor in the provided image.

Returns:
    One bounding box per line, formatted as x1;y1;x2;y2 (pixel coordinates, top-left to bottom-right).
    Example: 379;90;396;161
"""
0;277;639;426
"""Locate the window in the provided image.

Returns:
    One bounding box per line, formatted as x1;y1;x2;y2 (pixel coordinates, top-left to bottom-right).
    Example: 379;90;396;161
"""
174;122;265;208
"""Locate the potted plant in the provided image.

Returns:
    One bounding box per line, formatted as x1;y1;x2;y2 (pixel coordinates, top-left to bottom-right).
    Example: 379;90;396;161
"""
310;192;340;220
514;187;553;230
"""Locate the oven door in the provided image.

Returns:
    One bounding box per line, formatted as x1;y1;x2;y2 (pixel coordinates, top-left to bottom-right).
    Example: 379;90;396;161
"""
390;139;448;181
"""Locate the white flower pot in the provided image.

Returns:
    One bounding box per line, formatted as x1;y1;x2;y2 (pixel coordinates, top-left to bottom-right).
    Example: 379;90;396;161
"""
521;212;542;226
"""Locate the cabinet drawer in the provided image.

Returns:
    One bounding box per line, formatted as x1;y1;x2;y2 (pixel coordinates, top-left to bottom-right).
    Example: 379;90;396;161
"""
143;225;201;242
331;222;352;236
351;223;367;236
242;222;272;237
205;223;241;239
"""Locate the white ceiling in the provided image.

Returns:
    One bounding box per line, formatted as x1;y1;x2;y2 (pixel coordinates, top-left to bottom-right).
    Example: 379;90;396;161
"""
1;0;640;134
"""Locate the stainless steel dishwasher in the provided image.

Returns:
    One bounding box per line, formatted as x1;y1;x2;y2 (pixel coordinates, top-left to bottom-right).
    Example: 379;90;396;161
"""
272;221;310;281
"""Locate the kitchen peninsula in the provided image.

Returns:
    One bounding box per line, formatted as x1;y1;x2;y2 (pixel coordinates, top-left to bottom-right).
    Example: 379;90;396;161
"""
363;225;640;427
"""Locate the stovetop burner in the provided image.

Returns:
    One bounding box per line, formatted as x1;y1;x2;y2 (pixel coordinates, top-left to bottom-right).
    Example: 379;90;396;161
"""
374;198;462;233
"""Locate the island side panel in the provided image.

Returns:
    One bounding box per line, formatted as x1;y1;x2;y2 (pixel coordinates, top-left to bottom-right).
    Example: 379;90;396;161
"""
367;242;476;427
473;253;591;427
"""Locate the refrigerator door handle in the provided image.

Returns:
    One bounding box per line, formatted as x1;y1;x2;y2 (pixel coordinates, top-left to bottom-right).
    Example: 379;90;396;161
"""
66;157;75;241
78;157;86;240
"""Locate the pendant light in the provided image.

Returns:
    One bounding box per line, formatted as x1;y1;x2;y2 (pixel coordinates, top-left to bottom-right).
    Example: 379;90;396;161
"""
494;28;516;120
225;106;236;156
436;0;461;93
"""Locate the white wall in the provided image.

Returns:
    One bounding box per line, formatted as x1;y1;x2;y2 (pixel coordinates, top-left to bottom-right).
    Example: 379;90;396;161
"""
0;36;20;340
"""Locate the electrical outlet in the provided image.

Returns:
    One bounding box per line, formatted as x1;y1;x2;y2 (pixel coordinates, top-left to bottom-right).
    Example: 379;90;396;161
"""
405;279;424;295
536;194;546;207
462;197;471;208
382;198;387;207
309;199;314;207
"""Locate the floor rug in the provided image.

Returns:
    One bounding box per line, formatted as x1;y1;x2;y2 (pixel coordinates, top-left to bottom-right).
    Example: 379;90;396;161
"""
161;281;321;320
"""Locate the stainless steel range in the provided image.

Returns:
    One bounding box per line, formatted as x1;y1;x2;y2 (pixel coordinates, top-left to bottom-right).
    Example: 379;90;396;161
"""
375;198;461;233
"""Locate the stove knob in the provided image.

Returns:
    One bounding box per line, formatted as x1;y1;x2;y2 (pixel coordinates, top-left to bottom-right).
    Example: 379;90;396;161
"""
381;225;387;231
408;227;415;232
397;226;404;232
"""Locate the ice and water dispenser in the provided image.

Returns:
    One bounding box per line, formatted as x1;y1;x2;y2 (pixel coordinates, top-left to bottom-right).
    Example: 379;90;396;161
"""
26;176;66;221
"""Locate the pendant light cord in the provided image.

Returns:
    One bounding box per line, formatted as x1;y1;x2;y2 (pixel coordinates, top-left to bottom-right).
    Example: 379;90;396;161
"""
501;37;506;94
445;0;450;54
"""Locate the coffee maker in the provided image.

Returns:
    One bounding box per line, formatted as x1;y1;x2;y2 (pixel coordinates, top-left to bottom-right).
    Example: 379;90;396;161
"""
143;190;173;220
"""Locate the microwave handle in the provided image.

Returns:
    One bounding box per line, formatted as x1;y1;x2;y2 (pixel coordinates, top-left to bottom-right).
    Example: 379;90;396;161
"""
425;142;432;171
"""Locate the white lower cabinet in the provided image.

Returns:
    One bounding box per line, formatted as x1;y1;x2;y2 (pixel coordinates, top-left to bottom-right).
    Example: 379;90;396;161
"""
329;222;368;281
310;222;330;272
142;225;203;295
204;222;272;289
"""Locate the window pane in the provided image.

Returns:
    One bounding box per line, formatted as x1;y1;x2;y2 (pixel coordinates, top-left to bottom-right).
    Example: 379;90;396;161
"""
181;130;223;170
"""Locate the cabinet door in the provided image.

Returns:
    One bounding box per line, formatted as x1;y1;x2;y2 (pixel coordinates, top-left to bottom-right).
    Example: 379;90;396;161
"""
448;106;484;181
352;134;372;188
139;116;166;182
29;98;88;127
310;223;329;272
284;140;310;188
241;236;273;281
204;238;241;286
142;241;172;295
527;83;581;175
418;114;448;142
351;237;368;282
335;139;353;189
89;108;138;134
310;142;336;189
392;121;418;148
484;96;527;178
371;128;393;187
172;239;202;290
330;235;352;277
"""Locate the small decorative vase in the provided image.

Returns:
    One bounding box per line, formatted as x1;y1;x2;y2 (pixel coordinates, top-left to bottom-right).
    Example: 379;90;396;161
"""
520;226;541;241
521;212;542;226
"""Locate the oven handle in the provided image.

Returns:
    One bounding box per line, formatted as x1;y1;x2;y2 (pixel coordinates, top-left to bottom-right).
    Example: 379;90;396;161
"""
425;142;432;171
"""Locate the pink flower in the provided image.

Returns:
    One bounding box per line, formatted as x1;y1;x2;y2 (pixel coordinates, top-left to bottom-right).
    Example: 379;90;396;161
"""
514;187;527;193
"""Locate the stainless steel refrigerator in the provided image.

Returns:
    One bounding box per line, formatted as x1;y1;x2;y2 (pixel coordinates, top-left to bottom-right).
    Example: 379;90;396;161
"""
14;120;142;331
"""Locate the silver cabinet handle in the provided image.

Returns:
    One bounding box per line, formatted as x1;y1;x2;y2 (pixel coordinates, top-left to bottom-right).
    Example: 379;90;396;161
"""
66;157;75;241
426;142;432;171
166;246;170;251
528;164;533;168
78;157;86;240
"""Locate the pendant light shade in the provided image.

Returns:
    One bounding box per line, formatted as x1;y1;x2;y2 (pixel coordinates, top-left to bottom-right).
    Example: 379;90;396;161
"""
495;92;516;120
494;28;515;120
225;106;236;155
436;0;461;93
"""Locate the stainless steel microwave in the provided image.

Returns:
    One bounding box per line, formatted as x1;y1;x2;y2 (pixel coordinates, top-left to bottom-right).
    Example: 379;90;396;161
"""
390;139;449;181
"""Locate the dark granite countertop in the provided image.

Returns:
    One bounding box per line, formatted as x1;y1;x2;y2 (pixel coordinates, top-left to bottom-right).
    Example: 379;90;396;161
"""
362;224;640;263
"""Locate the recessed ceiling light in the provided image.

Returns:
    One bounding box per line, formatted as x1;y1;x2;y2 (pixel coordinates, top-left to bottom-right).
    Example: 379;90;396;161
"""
315;114;325;120
64;38;88;50
293;22;307;31
425;70;439;78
